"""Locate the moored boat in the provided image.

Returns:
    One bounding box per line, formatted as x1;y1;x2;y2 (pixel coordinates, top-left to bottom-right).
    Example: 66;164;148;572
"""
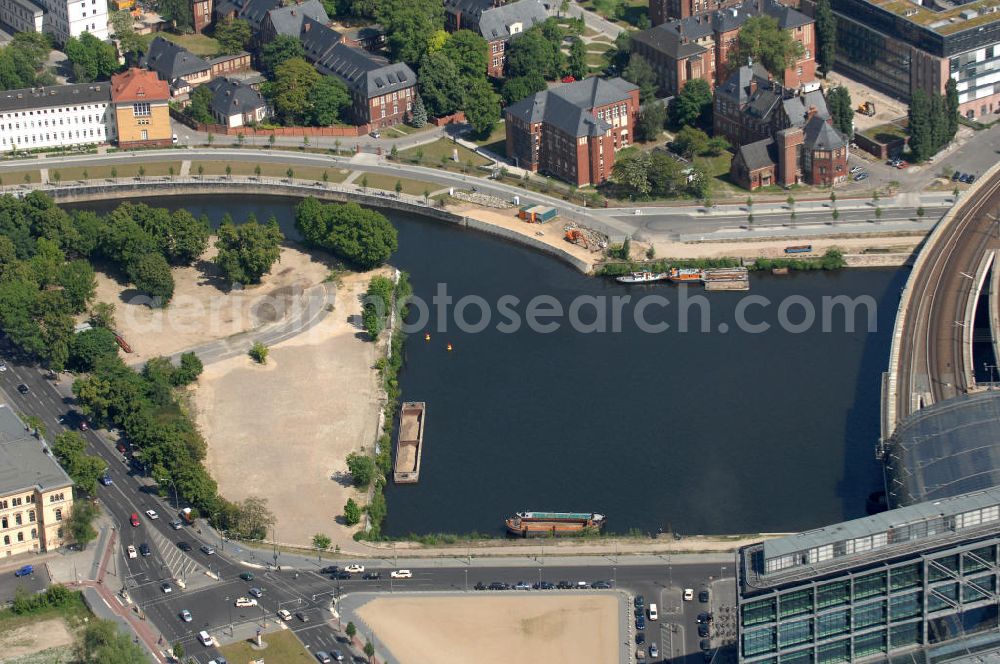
616;271;669;284
394;402;425;484
505;511;606;537
668;267;704;283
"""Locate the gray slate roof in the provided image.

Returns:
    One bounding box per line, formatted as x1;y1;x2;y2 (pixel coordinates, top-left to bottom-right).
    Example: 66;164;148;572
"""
715;62;771;105
206;77;266;118
782;89;830;126
0;82;111;113
144;36;210;81
313;42;416;99
803;116;845;150
736;137;777;171
504;77;638;138
301;17;343;63
631;22;709;60
266;0;328;37
239;0;282;29
477;0;548;41
0;404;73;495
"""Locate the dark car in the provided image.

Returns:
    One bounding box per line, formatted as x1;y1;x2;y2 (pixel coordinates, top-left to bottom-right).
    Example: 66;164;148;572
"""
139;543;151;557
14;565;33;577
960;173;971;183
634;594;645;608
239;572;254;581
334;571;352;580
699;590;710;603
177;541;192;552
592;580;613;589
697;612;711;624
953;171;963;181
488;582;510;590
362;571;381;580
320;566;339;574
533;581;554;590
703;650;714;662
700;639;712;651
698;624;710;637
474;582;487;590
636;632;646;645
556;581;573;589
968;174;977;183
636;616;646;630
16;384;28;394
296;612;310;622
99;474;113;486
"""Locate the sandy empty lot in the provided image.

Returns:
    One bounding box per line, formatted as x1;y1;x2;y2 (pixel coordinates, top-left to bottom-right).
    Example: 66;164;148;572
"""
354;595;620;664
648;234;923;261
91;242;331;362
196;270;385;546
452;205;599;267
0;617;73;660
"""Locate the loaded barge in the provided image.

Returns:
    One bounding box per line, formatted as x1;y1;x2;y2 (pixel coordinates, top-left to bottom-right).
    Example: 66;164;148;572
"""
393;402;425;484
505;512;606;537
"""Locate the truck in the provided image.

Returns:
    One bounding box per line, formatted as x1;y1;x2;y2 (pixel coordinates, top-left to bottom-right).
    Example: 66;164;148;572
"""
180;507;194;524
856;101;875;116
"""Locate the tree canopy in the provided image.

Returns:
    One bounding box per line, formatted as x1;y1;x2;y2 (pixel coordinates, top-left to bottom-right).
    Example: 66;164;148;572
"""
727;16;803;82
75;619;149;663
159;0;193;31
464;77;501;137
295;197;398;269
815;0;836;77
260;35;305;77
65;33;119;83
0;33;54;92
214;19;252;55
612;148;707;200
623;54;657;104
213;213;285;284
377;0;444;65
262;59;350;126
505;20;565;81
826;86;853;138
669;78;712;128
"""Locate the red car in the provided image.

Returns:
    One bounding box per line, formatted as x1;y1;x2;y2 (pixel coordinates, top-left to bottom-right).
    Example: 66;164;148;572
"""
130;513;140;527
561;75;576;83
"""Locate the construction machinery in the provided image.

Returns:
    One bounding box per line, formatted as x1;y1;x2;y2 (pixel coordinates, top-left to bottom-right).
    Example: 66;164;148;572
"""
565;229;589;248
856;101;875;117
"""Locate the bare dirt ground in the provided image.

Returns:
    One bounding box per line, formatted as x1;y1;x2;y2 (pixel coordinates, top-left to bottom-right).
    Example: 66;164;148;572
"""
354;595;619;664
823;72;909;132
450;205;599;268
0;618;73;661
645;234;924;261
196;270;387;547
90;242;331;363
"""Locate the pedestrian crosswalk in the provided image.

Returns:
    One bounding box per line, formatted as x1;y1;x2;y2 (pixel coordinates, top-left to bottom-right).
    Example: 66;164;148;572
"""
147;526;204;584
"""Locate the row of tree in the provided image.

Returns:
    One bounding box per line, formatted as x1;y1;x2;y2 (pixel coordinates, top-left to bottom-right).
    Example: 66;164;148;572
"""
294;197;398;269
908;81;960;162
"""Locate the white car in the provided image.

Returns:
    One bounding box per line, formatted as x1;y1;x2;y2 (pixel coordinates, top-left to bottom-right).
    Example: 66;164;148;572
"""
390;569;412;579
180;609;192;622
235;597;258;608
684;588;695;601
145;510;158;520
278;609;292;621
127;545;137;559
344;564;365;574
0;362;7;372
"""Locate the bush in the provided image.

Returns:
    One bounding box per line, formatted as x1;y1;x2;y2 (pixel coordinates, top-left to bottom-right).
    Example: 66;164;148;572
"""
343;498;361;526
127;253;175;303
69;327;119;372
295;198;398;269
249;342;269;364
346;452;376;487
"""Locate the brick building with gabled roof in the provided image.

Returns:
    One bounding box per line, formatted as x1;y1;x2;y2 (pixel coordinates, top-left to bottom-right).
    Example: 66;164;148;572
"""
111;68;172;148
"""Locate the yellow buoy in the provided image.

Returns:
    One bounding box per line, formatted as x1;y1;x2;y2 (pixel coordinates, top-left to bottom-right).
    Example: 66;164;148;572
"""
446;343;453;352
424;332;431;342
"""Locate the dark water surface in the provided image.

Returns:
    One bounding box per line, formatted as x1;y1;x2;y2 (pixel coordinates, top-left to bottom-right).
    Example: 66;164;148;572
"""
67;195;907;536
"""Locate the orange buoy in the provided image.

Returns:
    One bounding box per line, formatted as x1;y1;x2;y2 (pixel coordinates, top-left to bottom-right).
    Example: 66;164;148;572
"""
446;343;453;352
424;332;431;341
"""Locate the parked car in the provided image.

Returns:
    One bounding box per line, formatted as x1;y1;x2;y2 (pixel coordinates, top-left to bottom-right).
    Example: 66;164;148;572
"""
636;616;646;630
139;543;150;557
0;362;7;372
144;510;158;520
634;595;645;608
320;566;339;574
160;582;172;594
369;130;380;139
953;171;964;181
592;580;613;589
850;165;863;174
698;612;712;623
699;589;710;603
487;582;509;590
514;581;532;590
698;623;710;637
130;513;140;527
390;569;412;579
235;597;257;608
854;172;869;181
533;581;554;590
700;639;712;651
127;545;137;559
344;564;364;573
180;609;192;622
960;173;971;183
574;581;589;589
315;652;332;663
636;631;646;645
561;75;576;83
683;588;694;601
557;581;573;589
362;571;381;580
474;582;487;590
14;565;32;577
331;652;345;662
278;609;292;621
650;643;659;658
968;174;977;183
17;383;28;394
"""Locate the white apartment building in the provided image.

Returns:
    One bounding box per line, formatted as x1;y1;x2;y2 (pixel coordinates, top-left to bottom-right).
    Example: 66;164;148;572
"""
0;0;45;34
40;0;108;44
0;81;114;153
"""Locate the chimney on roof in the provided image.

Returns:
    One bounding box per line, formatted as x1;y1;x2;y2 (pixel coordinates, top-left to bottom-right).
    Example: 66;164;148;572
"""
749;78;757;95
806;105;817;121
304;20;310;30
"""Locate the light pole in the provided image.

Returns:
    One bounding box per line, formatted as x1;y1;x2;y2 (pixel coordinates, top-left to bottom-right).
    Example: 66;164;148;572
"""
464;568;468;592
156;477;178;511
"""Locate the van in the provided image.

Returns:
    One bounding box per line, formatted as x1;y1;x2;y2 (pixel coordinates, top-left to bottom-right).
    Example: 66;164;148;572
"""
648;603;658;621
198;631;214;647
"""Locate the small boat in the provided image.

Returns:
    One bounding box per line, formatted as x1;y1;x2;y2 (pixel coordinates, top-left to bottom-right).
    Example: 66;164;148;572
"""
394;402;425;484
668;268;704;283
505;512;606;537
784;245;812;254
616;271;669;284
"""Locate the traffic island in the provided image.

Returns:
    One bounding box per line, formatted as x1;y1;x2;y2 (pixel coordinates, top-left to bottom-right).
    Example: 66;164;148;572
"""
218;628;312;661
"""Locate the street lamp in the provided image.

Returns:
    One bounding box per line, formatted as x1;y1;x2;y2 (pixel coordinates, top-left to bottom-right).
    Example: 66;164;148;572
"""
464;569;468;592
155;477;178;511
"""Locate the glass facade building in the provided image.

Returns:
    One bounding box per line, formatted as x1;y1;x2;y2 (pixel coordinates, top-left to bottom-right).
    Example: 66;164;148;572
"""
738;488;1000;664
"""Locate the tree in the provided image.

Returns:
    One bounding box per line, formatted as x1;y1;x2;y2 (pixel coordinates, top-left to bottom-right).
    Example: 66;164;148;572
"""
945;78;959;142
262;57;321;125
346;622;357;638
70;327;119;372
669;78;712;128
294;198;398;269
65;33;119;83
249;341;269;364
442;30;489;81
309;75;351;126
908;89;932;162
173;642;185;659
464;77;501;137
126;253;174;303
75;619;148;663
230;496;275;540
312;533;332;560
174;351;204;385
593;0;624;20
917;206;926;218
213;214;285;284
501;72;547;105
214;19;251;55
827;86;853;138
186;83;214;124
260;35;305;77
612;150;653;196
568;37;588;80
0;34;52;91
158;0;193;30
410;93;427;127
815;0;836;77
346;452;377;487
378;0;445;65
727;16;803;82
343;498;361;525
67;499;99;549
418;52;464;117
635;102;666;141
610;30;632;73
505;21;564;80
673;125;709;158
623;54;657;104
364;641;375;661
110;11;144;62
90;302;116;329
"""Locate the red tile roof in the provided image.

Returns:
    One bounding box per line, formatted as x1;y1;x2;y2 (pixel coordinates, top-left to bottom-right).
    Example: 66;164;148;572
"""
110;68;169;103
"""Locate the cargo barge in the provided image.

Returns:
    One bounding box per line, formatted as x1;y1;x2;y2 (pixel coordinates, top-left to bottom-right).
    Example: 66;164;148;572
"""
394;402;425;484
505;511;606;537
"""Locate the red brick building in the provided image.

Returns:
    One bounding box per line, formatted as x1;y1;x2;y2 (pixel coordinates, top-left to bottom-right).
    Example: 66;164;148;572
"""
504;77;640;186
444;0;547;78
730;114;847;189
633;0;815;98
650;0;740;25
192;0;213;32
